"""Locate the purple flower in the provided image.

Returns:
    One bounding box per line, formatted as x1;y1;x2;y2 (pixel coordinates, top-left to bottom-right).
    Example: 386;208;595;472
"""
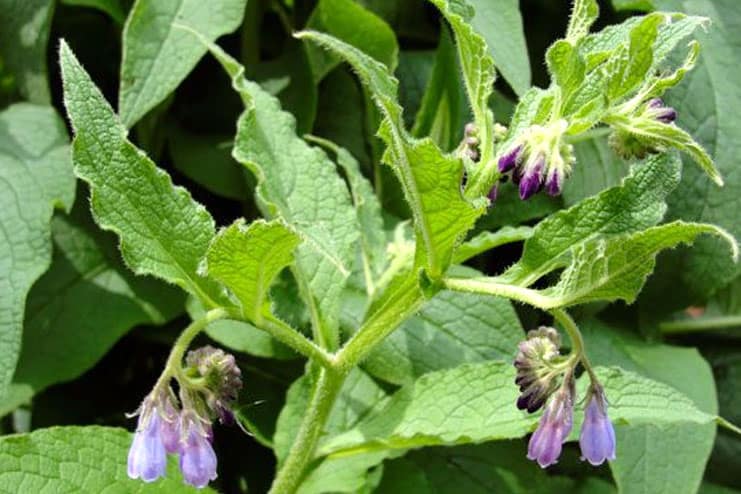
647;98;677;124
497;144;523;173
514;327;561;413
128;410;167;482
579;386;616;466
179;417;218;488
545;166;564;196
519;155;545;200
527;383;574;468
161;400;181;454
487;183;498;204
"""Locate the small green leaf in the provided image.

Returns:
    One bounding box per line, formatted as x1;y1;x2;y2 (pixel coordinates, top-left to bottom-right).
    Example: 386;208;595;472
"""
453;226;534;263
305;0;399;82
60;40;224;307
14;200;183;394
546;40;586;103
501;153;681;287
297;30;482;279
0;103;75;400
205;219;300;323
0;426;211;492
118;0;246;127
566;0;600;43
0;0;54;103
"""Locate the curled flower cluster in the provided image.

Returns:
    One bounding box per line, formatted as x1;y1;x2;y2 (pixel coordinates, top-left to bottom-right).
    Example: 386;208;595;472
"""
497;119;575;200
608;97;678;160
514;328;616;468
127;346;242;489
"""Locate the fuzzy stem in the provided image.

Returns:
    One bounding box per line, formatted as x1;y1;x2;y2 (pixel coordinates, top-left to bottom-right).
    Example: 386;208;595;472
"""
550;308;598;383
268;367;347;494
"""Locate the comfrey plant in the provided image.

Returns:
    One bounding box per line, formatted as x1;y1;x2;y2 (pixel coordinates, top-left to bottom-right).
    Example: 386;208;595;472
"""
7;0;731;492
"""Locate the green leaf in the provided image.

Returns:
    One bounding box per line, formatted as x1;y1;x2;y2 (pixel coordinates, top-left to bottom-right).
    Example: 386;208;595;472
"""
60;41;225;308
118;0;246;127
411;27;468;152
562;136;628;205
582;319;718;494
61;0;127;24
0;426;211;492
0;0;54;103
305;0;399;82
633;0;741;306
537;221;737;308
0;103;75;400
297;30;482;279
305;136;387;289
359;268;524;385
566;0;600;43
427;0;497;170
547;40;586;104
453;226;534;263
195;35;359;350
466;0;530;96
318;362;717;456
297;451;389;494
14;199;184;394
167;126;248;201
501;153;682;287
0;384;32;419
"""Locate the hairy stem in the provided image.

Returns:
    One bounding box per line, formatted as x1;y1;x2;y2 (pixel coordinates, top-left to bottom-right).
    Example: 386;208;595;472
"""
252;311;335;368
551;308;598;383
441;276;555;309
268;367;347;494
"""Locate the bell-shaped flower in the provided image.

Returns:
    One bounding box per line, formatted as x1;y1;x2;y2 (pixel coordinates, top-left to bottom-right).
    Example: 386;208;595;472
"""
127;406;167;482
579;385;616;466
179;415;218;489
527;380;575;468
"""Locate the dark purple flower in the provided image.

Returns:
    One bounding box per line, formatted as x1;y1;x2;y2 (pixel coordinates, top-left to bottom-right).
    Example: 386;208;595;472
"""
545;167;564;196
527;383;574;468
487;183;498;204
128;410;167;482
179;417;218;488
185;346;242;421
498;144;523;173
579;386;616;466
519;155;545;200
647;98;677;123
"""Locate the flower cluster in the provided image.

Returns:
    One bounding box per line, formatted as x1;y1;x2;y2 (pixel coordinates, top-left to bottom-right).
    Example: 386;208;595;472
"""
497;119;575;200
514;328;616;468
608;97;678;160
127;346;242;489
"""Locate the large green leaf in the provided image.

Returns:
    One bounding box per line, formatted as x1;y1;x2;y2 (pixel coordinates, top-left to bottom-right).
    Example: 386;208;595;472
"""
582;319;718;494
630;0;741;308
0;0;54;103
466;0;530;96
358;267;524;385
0;426;212;492
118;0;246;127
500;153;681;286
13;200;183;394
318;362;718;456
298;30;482;279
0;103;75;400
193;35;359;350
305;0;399;82
60;41;225;308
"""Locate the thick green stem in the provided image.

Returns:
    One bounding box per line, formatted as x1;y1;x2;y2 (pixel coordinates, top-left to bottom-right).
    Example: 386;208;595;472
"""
659;316;741;334
252;312;335;369
268;367;347;494
551;308;598;383
441;276;555;309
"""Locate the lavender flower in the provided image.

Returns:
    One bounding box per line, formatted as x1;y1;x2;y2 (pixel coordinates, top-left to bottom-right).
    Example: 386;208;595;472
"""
527;380;575;468
579;386;616;466
127;405;167;482
161;399;181;454
179;416;218;488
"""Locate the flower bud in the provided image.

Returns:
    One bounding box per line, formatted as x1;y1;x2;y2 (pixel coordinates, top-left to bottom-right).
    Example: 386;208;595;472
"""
527;378;575;468
514;327;562;413
579;385;616;466
185;346;242;422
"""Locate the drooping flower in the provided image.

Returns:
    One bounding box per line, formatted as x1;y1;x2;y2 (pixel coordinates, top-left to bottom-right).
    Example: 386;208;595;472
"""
514;327;563;413
179;415;218;489
579;385;616;466
527;378;575;468
127;401;167;482
497;120;574;199
160;398;181;454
